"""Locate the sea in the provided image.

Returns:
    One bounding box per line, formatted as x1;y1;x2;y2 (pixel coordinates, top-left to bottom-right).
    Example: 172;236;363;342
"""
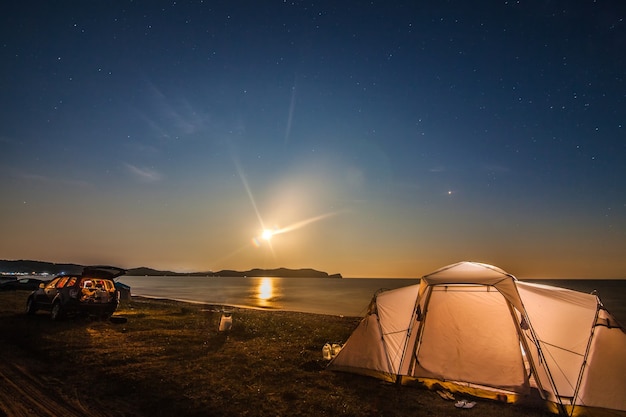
118;276;626;324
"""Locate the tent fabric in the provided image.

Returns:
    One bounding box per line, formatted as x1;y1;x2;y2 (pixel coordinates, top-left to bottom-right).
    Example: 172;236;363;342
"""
578;310;626;412
376;283;420;373
328;261;626;416
416;287;527;390
516;282;598;400
420;261;524;311
329;313;392;378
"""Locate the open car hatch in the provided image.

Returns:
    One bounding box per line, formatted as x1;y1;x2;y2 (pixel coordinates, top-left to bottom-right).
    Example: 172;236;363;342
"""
82;266;126;280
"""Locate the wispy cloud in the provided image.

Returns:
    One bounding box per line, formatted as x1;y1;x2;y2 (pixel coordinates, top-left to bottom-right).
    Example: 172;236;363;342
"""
142;81;209;138
125;163;162;182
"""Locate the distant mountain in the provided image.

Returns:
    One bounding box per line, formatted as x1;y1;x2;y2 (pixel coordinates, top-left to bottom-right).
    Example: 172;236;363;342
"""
127;266;341;278
126;267;193;276
209;267;341;278
0;260;83;275
0;260;342;279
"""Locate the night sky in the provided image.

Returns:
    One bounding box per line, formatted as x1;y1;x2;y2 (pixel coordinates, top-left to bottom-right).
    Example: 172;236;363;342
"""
1;1;625;278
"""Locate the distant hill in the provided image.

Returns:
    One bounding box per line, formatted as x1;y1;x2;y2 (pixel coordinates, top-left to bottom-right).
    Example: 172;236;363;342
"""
208;267;341;278
0;260;342;279
125;267;195;276
128;266;341;278
0;260;83;275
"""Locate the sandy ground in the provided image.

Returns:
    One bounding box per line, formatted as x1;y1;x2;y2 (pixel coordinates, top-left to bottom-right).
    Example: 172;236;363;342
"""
0;352;105;417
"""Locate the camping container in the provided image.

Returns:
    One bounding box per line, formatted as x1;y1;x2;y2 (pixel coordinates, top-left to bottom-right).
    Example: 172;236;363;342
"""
332;344;342;357
322;343;332;360
218;311;233;331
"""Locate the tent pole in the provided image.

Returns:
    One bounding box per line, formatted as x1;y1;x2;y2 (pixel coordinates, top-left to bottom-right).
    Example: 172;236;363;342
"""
569;298;602;417
516;310;568;416
394;295;420;381
506;281;569;416
405;285;434;377
506;302;534;390
505;302;569;414
371;291;399;384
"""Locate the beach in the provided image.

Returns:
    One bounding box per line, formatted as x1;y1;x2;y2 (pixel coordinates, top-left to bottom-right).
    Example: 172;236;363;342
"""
0;290;556;417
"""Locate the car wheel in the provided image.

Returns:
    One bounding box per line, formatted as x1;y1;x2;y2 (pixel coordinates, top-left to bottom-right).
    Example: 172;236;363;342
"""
101;309;116;321
110;316;128;324
26;298;38;315
50;302;65;321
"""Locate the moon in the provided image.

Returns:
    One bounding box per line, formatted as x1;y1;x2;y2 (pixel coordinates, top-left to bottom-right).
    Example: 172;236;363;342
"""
261;229;274;241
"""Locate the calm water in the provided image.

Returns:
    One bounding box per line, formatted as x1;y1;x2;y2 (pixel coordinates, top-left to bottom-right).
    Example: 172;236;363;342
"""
118;276;626;323
119;276;419;317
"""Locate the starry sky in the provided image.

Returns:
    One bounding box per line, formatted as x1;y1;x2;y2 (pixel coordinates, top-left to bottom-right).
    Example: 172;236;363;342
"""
1;1;625;278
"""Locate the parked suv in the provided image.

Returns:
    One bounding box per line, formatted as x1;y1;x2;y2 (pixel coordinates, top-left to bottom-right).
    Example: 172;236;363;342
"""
26;266;126;320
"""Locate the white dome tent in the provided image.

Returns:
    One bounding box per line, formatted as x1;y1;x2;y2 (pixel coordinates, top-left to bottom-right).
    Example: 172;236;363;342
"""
328;261;626;416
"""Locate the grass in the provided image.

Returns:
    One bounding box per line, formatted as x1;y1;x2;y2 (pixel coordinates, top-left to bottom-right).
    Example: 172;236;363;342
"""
0;291;554;417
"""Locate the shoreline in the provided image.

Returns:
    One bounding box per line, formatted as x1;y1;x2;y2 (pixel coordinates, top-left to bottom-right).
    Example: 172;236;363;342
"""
132;294;354;317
